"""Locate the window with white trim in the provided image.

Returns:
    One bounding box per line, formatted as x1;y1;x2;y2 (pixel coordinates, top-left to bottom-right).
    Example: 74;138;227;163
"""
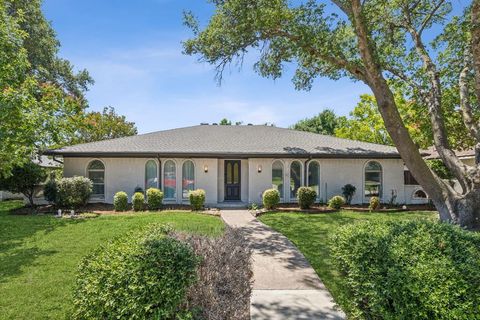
164;160;176;199
272;161;284;199
308;161;320;199
364;161;382;198
145;160;158;190
88;160;105;198
290;161;302;199
182;160;195;199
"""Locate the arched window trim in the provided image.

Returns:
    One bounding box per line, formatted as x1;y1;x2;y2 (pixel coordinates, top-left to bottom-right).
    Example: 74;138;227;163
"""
307;160;321;200
144;159;159;191
86;159;105;200
412;188;428;199
163;159;177;200
363;160;383;200
182;159;195;199
272;160;285;200
289;160;303;201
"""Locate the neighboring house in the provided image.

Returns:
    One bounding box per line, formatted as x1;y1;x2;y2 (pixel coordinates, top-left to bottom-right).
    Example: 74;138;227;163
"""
0;156;62;203
45;124;427;206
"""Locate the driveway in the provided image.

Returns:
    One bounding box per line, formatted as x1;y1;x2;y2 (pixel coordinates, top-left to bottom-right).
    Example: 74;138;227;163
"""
221;210;345;320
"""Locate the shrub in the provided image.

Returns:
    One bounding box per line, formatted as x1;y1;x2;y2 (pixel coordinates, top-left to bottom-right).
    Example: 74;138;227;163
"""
189;189;206;211
56;176;92;209
369;196;380;211
73;224;199;319
341;184;356;205
113;191;128;211
132;192;145;211
262;188;280;210
44;179;58;204
297;186;317;209
331;220;480;319
173;227;253;319
146;188;163;210
328;195;345;209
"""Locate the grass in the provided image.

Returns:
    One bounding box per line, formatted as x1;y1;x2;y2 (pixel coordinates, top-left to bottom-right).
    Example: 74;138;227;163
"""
258;210;436;310
0;200;224;320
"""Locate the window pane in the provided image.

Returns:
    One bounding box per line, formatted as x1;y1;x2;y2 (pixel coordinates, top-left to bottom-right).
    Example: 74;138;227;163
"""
88;171;104;184
365;183;381;197
365;161;382;198
226;163;232;184
365;161;381;171
290;161;301;199
308;162;320;198
145;160;158;190
88;160;104;198
182;161;195;199
233;163;239;184
365;172;381;183
92;183;104;196
272;161;284;199
164;160;176;199
88;160;104;170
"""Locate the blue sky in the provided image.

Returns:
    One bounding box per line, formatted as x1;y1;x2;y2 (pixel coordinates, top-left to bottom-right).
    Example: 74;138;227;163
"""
42;0;464;133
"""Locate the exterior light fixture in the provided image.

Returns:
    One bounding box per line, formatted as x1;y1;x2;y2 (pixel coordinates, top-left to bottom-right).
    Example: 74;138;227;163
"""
204;165;208;173
258;165;262;173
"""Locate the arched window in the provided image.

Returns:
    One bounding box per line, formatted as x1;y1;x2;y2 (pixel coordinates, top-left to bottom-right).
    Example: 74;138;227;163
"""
308;161;320;199
182;160;195;199
290;161;302;199
164;160;176;199
413;189;428;199
88;160;105;199
365;161;382;198
145;160;158;191
272;161;284;199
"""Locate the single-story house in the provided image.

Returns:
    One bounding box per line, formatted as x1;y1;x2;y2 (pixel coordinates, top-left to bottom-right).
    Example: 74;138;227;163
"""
44;124;428;206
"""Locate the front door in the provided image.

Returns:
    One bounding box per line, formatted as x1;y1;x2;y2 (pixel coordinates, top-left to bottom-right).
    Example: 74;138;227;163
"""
225;160;241;201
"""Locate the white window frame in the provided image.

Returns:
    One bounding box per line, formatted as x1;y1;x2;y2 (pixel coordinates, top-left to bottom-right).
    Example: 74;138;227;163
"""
272;160;285;201
86;159;106;200
307;160;321;201
181;159;195;199
144;159;159;191
363;160;383;201
289;160;303;201
163;159;177;201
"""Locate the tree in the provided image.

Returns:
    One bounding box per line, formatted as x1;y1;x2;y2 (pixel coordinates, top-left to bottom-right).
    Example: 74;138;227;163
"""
0;162;46;207
0;0;89;177
66;107;138;145
219;118;232;125
292;109;346;135
184;0;480;229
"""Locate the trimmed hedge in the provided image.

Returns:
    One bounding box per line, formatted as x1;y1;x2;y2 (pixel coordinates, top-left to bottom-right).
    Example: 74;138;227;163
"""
189;189;206;211
262;188;280;210
369;196;380;210
56;176;92;209
331;220;480;319
297;187;317;209
132;192;145;211
113;191;128;211
146;188;163;210
328;195;345;209
72;224;199;319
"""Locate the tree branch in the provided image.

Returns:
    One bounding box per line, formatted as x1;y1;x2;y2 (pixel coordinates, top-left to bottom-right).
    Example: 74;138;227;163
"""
418;0;446;36
459;65;480;141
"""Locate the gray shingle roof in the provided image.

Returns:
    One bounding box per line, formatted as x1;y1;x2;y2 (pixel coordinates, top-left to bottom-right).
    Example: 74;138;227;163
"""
44;125;400;158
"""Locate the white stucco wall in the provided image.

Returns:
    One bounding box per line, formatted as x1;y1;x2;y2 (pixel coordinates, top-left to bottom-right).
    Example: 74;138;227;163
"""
63;156;418;205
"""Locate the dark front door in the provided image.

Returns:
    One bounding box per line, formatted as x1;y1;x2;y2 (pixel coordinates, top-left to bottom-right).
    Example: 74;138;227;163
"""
225;160;241;201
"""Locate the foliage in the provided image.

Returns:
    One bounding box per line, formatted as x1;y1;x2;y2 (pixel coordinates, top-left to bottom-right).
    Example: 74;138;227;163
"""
0;161;46;207
219;118;232;125
297;186;317;209
262;188;280;210
113;191;128;212
146;188;163;210
132;192;145;212
331;220;480;319
341;184;356;205
189;189;206;211
369;196;380;211
66;107;138;145
427;159;454;180
56;177;92;210
44;179;58;204
72;224;199;320
292;109;346;136
173;227;253;319
328;196;345;210
134;186;144;193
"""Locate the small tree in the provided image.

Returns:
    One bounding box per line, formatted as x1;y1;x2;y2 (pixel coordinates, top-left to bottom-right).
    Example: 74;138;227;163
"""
342;184;357;205
0;162;46;207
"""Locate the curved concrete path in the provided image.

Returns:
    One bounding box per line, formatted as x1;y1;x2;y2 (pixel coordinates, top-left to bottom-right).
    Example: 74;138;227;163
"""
221;210;345;320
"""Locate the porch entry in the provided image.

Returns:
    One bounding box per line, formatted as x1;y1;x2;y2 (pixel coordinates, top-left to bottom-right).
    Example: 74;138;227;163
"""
224;160;241;201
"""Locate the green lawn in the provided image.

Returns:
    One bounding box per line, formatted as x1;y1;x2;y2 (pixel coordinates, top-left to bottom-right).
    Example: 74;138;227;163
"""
0;200;224;320
259;210;437;310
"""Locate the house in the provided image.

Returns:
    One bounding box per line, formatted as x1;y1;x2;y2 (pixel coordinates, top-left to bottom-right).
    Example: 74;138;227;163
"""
44;124;428;206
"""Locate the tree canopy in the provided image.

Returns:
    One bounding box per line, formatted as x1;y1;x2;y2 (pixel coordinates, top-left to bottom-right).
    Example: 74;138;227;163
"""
291;109;346;135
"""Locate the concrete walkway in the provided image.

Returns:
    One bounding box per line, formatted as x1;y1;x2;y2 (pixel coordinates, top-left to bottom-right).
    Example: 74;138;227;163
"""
221;210;345;320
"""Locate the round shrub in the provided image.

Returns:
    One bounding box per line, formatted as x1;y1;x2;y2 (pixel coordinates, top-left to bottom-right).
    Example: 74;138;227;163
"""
132;192;145;211
297;187;317;209
328;195;345;209
146;188;163;210
331;220;480;319
44;179;57;204
113;191;128;211
369;196;380;211
262;188;280;210
72;224;199;319
56;176;92;209
189;189;206;211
